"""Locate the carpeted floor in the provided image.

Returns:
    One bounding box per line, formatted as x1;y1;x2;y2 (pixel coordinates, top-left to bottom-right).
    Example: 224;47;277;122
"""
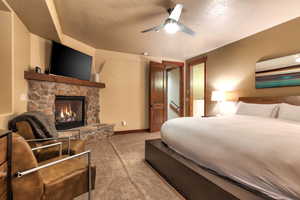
77;132;184;200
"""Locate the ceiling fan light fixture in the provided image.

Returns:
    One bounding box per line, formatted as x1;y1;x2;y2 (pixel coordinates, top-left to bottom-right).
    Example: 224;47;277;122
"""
164;22;179;34
141;4;195;36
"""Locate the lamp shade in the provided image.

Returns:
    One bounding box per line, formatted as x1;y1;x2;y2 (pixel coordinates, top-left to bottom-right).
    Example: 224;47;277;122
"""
211;91;225;101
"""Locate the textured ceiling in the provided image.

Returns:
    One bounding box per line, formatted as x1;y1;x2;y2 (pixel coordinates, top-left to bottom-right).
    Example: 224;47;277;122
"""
5;0;300;60
6;0;59;41
53;0;300;59
0;1;9;11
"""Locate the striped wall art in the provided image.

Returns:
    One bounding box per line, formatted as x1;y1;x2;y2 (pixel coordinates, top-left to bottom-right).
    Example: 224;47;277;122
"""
256;53;300;88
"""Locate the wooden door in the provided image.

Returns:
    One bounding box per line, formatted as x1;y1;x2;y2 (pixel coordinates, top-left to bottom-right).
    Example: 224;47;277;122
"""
149;61;165;132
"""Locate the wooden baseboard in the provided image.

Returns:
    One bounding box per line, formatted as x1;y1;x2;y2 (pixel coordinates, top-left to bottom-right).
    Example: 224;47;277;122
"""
114;128;150;135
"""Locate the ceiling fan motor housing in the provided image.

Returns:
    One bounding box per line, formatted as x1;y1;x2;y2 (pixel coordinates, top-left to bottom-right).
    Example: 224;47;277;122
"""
167;8;174;15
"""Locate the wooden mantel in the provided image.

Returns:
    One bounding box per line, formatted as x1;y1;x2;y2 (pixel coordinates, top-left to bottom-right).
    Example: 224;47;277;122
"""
24;71;105;88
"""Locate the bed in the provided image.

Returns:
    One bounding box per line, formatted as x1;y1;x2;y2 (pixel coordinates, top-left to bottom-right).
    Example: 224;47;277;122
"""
145;96;300;200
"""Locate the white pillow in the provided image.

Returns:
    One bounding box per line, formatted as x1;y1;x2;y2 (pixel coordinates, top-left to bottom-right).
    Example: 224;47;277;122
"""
278;103;300;122
236;102;279;118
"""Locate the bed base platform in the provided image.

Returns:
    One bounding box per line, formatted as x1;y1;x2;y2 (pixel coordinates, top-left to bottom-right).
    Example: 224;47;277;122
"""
145;139;273;200
145;139;239;200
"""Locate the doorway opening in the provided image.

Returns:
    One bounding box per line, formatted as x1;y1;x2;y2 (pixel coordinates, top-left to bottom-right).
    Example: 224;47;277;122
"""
166;67;181;120
186;57;207;117
164;61;184;121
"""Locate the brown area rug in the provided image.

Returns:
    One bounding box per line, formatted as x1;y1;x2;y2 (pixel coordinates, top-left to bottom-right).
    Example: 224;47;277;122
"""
76;132;184;200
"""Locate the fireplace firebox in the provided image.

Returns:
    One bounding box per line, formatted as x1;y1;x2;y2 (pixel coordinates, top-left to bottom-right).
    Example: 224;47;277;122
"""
55;96;85;130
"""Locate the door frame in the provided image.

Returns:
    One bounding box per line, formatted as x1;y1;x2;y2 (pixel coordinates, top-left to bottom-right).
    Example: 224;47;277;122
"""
163;61;185;120
186;57;207;117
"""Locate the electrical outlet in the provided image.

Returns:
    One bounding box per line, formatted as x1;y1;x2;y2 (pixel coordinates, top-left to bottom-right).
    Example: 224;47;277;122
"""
121;121;127;126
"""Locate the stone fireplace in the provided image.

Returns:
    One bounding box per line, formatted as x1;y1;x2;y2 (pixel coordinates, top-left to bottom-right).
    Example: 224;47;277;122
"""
55;96;85;130
24;72;114;141
27;80;100;128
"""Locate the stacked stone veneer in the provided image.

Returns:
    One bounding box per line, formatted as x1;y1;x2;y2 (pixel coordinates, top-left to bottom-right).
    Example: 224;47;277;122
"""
27;80;100;125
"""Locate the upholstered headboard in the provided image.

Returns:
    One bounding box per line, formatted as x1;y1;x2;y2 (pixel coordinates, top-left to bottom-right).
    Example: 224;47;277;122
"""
238;96;300;106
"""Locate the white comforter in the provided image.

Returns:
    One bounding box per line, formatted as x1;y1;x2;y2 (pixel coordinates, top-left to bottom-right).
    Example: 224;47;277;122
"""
161;115;300;200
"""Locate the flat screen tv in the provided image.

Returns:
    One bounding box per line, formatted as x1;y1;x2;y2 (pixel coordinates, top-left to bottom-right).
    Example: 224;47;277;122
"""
50;41;92;81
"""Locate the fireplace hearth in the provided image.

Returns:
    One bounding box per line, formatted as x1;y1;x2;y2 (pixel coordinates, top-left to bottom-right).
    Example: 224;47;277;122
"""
55;96;85;130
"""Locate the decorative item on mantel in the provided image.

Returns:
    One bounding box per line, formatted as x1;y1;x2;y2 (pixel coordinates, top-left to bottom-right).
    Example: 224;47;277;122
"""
35;66;42;73
93;61;105;83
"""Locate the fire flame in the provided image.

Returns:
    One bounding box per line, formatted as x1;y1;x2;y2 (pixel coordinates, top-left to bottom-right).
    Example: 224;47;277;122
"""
58;104;76;122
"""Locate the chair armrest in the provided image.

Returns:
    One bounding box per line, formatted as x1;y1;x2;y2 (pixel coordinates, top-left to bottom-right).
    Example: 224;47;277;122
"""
31;142;63;156
26;136;70;142
26;136;72;155
16;150;91;178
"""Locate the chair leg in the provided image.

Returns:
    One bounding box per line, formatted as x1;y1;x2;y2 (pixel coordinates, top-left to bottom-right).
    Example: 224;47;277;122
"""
88;151;92;200
68;136;71;155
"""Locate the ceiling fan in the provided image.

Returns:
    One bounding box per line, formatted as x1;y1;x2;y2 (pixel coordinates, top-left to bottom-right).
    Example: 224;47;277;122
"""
141;4;196;36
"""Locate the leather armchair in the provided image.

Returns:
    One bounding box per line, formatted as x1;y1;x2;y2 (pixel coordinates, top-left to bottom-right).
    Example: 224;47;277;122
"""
7;133;96;200
15;121;85;162
0;130;13;200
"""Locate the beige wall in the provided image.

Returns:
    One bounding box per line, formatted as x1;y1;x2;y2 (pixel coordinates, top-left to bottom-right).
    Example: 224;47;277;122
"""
0;10;12;114
95;49;180;131
13;13;31;114
188;17;300;115
96;49;150;131
30;33;52;72
0;12;31;129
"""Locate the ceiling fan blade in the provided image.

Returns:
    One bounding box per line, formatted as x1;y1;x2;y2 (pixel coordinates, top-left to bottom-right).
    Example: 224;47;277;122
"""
141;24;164;33
168;4;183;21
177;22;196;36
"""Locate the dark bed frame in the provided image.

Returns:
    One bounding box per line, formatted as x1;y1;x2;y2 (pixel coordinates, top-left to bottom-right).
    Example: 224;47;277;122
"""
145;96;300;200
145;139;240;200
